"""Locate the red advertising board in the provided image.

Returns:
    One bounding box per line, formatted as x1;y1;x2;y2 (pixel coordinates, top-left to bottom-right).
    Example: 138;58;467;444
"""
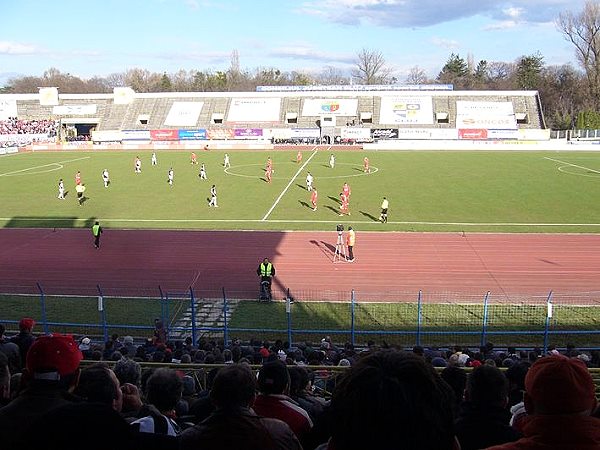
150;129;179;141
458;128;488;140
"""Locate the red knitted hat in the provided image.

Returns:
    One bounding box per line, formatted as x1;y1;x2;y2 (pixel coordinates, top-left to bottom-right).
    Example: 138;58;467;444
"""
26;333;83;380
525;355;596;414
19;317;35;330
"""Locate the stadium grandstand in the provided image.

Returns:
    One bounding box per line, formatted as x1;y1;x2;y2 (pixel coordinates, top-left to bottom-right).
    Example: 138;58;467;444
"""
0;85;549;152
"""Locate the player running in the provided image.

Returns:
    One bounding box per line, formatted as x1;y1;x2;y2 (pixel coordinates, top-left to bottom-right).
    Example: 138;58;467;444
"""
208;185;218;207
339;192;350;216
296;150;302;164
102;169;110;188
134;156;142;173
191;152;198;165
306;172;314;191
199;163;207;180
75;171;81;186
342;182;351;199
168;167;174;186
311;187;318;211
265;165;273;183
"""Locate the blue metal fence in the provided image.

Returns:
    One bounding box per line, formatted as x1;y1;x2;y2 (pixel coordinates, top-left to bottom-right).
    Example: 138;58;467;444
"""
1;284;600;352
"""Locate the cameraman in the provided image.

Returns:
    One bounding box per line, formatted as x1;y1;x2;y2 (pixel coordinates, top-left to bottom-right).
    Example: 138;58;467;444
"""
257;257;275;284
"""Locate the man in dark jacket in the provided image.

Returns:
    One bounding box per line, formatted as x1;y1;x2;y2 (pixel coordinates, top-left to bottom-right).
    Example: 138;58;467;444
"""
11;318;35;370
455;365;521;450
180;364;301;450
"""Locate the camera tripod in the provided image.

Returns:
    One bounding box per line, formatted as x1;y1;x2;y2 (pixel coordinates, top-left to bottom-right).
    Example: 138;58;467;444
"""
333;232;347;263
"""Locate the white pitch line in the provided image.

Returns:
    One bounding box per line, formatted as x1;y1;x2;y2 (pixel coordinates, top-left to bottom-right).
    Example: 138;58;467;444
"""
0;156;91;177
2;217;600;227
261;148;318;221
544;156;600;175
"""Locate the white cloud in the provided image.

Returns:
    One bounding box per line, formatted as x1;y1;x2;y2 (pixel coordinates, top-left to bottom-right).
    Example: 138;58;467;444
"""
0;41;40;55
269;45;356;64
430;37;459;50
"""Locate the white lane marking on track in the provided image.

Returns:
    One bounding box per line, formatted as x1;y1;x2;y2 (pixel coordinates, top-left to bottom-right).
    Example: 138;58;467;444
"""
262;148;318;221
2;217;600;227
0;156;91;177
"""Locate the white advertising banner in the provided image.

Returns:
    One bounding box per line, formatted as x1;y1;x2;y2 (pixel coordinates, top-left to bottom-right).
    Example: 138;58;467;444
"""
53;104;97;115
456;101;517;130
164;102;204;127
91;130;123;142
341;127;371;140
301;98;358;116
289;128;321;138
0;99;17;120
379;96;434;124
395;128;458;140
227;97;281;122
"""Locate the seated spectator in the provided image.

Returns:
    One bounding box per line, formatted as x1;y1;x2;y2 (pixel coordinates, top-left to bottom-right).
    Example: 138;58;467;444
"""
0;352;9;407
131;367;182;436
180;364;302;450
454;365;521;450
74;363;123;412
11;318;35;370
486;355;600;449
253;360;313;445
122;335;136;356
114;357;141;387
440;365;467;415
19;402;136;450
0;323;20;375
288;366;328;421
0;334;82;448
317;349;458;450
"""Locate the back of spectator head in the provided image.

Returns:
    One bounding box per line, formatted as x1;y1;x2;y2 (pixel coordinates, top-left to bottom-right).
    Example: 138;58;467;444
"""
524;355;597;415
465;364;508;407
257;360;290;395
210;364;257;409
327;349;458;450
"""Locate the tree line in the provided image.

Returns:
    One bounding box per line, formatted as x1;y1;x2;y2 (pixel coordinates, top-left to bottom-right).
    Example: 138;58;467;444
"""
3;2;600;130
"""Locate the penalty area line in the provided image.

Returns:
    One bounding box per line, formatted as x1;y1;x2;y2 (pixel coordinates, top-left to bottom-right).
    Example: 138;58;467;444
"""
544;156;600;175
261;148;318;221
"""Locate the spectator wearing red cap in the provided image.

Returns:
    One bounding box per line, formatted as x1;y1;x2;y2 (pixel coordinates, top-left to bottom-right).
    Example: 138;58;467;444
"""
485;355;600;450
11;318;35;370
0;333;82;448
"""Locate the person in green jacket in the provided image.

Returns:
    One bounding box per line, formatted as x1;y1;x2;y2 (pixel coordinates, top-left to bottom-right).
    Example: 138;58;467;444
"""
92;221;103;249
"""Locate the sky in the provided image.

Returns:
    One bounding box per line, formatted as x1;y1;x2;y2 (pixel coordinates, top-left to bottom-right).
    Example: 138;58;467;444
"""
0;0;591;86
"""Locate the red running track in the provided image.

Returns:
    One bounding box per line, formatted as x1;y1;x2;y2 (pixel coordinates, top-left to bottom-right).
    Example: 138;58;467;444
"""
0;229;599;301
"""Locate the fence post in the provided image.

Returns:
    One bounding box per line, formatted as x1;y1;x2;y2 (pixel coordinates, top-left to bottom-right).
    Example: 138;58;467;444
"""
222;287;228;348
543;290;553;354
286;288;293;348
350;289;355;346
417;290;422;346
189;286;197;347
97;285;108;342
36;282;49;335
481;291;491;347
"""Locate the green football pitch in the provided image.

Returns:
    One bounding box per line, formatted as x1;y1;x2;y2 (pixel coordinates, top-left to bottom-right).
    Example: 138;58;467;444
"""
2;148;600;232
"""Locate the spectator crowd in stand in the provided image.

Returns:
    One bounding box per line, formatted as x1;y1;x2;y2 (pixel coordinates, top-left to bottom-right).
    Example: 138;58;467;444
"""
1;317;600;449
0;117;59;135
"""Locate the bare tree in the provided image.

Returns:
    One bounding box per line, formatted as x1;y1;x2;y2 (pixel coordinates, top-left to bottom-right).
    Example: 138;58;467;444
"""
405;66;428;84
352;48;394;84
557;1;600;107
316;66;349;85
